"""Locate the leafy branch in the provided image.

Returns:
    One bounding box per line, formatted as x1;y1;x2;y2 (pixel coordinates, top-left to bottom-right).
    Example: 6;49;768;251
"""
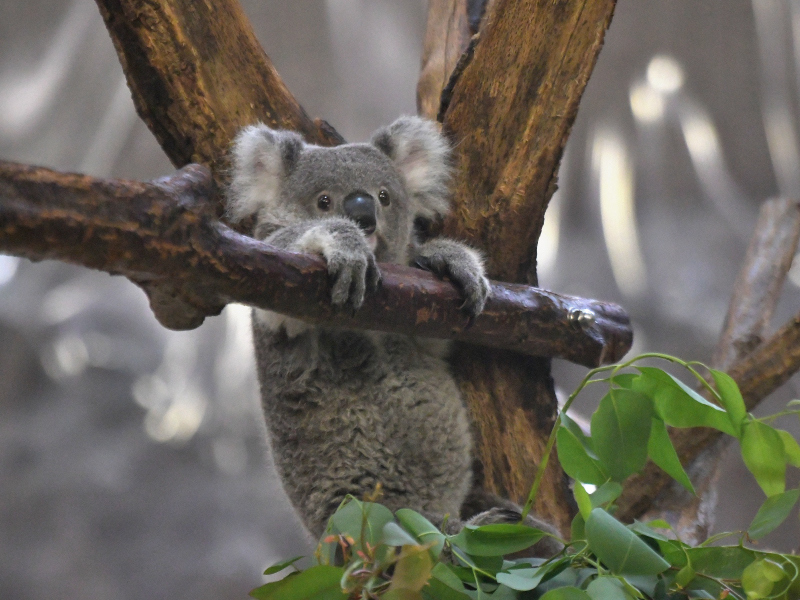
254;354;800;600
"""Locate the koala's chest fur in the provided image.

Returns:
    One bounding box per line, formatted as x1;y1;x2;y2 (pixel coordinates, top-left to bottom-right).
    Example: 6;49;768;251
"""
252;319;473;536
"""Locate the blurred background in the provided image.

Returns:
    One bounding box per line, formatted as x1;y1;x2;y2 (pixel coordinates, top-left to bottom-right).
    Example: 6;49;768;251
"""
1;0;799;598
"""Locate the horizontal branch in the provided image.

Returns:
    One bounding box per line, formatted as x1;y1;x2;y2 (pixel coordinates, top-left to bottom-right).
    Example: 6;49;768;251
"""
0;160;631;368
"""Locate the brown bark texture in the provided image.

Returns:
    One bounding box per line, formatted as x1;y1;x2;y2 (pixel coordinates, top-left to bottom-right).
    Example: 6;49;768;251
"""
418;0;618;530
94;0;344;191
0;159;632;367
617;199;800;522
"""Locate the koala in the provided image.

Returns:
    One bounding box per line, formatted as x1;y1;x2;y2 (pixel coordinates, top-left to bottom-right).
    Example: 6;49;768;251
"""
227;116;559;553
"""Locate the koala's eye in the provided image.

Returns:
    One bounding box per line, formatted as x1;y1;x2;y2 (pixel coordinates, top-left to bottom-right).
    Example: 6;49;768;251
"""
378;189;391;206
317;195;332;211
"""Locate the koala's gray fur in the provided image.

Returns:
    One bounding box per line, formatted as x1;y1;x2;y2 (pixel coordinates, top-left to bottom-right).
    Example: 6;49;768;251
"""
227;116;559;553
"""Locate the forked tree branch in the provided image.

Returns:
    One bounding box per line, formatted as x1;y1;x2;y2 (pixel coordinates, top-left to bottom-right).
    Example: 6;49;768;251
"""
0;160;632;368
617;199;800;523
94;0;344;189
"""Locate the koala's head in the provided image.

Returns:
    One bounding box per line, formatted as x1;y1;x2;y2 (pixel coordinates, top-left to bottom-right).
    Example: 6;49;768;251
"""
227;116;451;263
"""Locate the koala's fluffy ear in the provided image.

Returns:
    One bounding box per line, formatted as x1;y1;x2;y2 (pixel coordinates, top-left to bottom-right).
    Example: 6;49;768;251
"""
370;116;452;220
226;124;304;223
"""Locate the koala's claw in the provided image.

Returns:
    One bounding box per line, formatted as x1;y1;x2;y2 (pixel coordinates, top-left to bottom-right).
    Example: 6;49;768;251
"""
326;247;381;313
414;241;490;319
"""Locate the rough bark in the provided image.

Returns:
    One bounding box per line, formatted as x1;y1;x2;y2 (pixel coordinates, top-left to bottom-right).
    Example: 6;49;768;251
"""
94;0;344;193
0;159;631;367
416;0;617;530
617;199;800;524
713;199;800;370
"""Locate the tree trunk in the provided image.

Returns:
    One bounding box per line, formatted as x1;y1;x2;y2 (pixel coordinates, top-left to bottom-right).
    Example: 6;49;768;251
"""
421;0;617;530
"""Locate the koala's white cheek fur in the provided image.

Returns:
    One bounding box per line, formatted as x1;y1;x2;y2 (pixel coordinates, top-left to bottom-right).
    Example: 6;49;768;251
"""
254;309;310;338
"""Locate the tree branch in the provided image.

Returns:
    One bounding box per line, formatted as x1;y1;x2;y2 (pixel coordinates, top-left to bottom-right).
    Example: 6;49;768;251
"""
417;0;618;531
94;0;344;189
617;199;800;524
0;160;631;368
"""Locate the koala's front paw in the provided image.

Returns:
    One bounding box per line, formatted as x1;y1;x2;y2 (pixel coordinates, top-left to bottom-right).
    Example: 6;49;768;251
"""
414;239;490;318
296;220;381;311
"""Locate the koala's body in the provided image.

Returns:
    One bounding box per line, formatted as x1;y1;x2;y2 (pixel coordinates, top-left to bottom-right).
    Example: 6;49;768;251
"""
227;117;557;548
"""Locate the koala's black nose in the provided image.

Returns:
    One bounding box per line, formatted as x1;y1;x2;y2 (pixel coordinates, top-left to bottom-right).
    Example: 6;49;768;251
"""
343;192;377;235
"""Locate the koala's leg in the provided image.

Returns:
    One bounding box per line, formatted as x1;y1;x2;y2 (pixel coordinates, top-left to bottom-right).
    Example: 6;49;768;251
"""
412;239;490;317
264;217;382;310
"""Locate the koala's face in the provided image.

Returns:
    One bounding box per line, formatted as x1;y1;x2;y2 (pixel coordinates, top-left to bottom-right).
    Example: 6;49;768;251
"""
280;144;413;262
228;116;453;265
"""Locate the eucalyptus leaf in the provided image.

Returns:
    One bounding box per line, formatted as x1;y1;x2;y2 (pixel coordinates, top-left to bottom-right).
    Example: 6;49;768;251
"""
747;488;800;540
638;367;735;435
556;425;608;485
778;429;800;468
330;499;394;548
263;556;304;576
741;421;787;497
661;546;757;579
647;418;695;493
450;523;545;557
396;509;446;560
574;481;593;520
586;577;633;600
539;586;592;600
585;509;670;576
496;567;547;591
709;369;747;437
591;390;654;481
250;565;346;600
383;522;423;547
590;481;623;508
389;545;434;593
611;373;638;389
628;521;670;542
561;413;597;455
742;559;786;600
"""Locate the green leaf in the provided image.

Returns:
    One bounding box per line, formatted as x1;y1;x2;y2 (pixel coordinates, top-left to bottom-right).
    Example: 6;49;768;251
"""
422;577;471;600
389;546;434;593
586;577;633;600
612;373;638;387
556;425;608;485
660;547;757;579
250;565;346;600
396;509;446;561
778;429;800;468
540;587;592;600
329;499;394;547
742;559;786;599
263;556;304;576
496;567;548;592
647;418;695;493
675;564;696;588
590;482;623;508
628;521;670;542
449;523;545;557
574;482;593;520
747;488;800;540
637;367;735;435
741;421;787;497
383;522;422;547
709;369;747;437
571;512;586;541
383;591;423;600
585;509;670;576
561;413;597;454
591;390;654;481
